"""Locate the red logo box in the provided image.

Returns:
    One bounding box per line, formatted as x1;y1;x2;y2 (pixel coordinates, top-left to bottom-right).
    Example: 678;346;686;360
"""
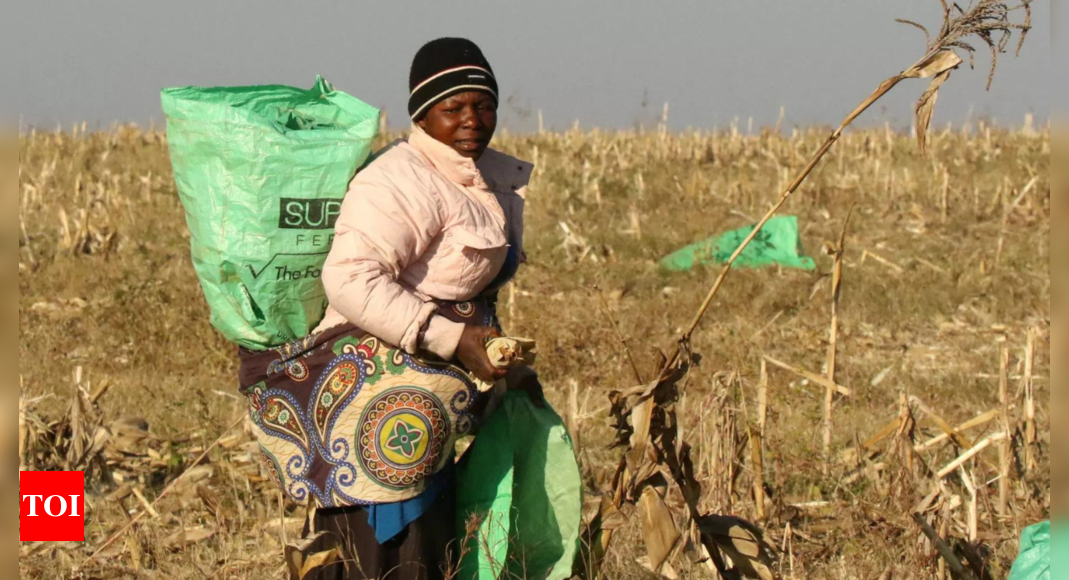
20;472;86;542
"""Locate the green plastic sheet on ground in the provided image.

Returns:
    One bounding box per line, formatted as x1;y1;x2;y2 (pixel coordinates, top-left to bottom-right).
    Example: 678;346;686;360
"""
161;77;379;350
659;215;816;272
1009;521;1051;580
456;393;582;580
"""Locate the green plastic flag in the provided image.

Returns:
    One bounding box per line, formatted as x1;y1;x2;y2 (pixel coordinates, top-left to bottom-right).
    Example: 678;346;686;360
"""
161;77;379;350
456;393;583;580
660;215;816;272
1009;521;1051;580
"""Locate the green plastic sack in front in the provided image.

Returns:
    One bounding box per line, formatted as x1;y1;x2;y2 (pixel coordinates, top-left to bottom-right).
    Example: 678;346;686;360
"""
456;393;583;580
161;77;379;350
660;215;816;272
1009;521;1050;580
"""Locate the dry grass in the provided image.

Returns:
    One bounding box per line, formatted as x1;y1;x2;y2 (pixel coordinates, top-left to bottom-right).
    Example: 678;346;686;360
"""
18;121;1050;579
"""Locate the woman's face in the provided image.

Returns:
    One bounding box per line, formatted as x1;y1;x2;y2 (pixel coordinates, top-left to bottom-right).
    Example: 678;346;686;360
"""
417;91;497;160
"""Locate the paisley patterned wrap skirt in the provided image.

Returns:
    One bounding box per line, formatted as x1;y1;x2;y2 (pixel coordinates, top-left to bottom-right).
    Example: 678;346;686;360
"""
238;298;497;509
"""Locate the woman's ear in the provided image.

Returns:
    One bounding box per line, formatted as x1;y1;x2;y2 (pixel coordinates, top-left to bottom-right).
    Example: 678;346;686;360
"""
415;116;427;131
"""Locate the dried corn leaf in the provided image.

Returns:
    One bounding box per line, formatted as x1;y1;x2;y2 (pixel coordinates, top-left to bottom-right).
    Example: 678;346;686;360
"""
904;49;963;79
217;434;244;449
173;466;215;491
915;69;954;155
637;555;680;580
625;390;660;475
905;49;962;156
125;535;143;571
196;486;221;520
68;383;86;468
608;377;664;449
300;547;345;580
600;501;634;532
639;486;682;573
106;484;133;502
265;517;307;536
285;532;346;580
108;418;152;456
161;527;215;551
111;417;150;434
914;486;943;515
698;516;776;580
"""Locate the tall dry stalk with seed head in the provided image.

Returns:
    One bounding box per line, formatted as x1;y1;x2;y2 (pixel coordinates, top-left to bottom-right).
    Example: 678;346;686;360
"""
594;2;1036;577
898;0;1033;90
652;0;1034;386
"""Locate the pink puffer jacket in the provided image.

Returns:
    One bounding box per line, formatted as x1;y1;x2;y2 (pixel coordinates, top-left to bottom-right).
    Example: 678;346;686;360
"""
314;125;533;362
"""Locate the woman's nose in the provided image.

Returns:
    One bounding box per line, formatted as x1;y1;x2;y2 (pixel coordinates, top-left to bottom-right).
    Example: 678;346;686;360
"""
460;106;482;129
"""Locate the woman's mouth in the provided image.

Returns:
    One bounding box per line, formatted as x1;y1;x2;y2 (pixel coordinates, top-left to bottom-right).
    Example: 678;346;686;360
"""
455;139;485;152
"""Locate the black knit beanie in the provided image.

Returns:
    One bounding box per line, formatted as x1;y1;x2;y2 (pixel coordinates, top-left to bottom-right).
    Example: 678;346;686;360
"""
408;38;498;120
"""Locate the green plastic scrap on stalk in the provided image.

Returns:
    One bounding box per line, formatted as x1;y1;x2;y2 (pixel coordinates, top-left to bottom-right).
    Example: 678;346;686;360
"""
660;215;816;272
161;76;379;350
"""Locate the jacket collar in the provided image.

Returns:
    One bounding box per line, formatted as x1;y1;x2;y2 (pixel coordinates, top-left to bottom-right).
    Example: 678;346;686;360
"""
408;124;535;198
408;124;486;189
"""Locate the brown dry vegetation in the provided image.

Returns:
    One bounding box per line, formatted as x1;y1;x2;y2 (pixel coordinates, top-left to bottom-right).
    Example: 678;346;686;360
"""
19;122;1050;579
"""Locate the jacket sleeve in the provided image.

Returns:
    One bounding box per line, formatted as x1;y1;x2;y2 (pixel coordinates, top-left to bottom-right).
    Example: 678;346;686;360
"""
320;166;466;360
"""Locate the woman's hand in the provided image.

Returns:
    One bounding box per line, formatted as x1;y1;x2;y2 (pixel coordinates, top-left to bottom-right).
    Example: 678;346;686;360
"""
456;326;509;383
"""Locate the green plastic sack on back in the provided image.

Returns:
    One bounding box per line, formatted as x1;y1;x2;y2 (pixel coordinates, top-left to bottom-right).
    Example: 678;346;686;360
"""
1009;521;1050;580
660;215;816;272
456;393;583;580
161;77;379;350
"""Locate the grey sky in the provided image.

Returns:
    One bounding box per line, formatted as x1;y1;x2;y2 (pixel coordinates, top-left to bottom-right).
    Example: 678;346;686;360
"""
9;0;1049;132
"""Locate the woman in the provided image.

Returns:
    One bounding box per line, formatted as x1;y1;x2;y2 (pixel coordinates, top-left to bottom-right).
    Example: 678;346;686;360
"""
238;38;539;580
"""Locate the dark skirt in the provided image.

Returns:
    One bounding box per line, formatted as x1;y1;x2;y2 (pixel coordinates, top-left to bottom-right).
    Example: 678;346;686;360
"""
306;486;458;580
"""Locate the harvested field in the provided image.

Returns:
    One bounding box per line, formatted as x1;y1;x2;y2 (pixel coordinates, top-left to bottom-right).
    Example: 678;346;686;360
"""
18;123;1050;579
